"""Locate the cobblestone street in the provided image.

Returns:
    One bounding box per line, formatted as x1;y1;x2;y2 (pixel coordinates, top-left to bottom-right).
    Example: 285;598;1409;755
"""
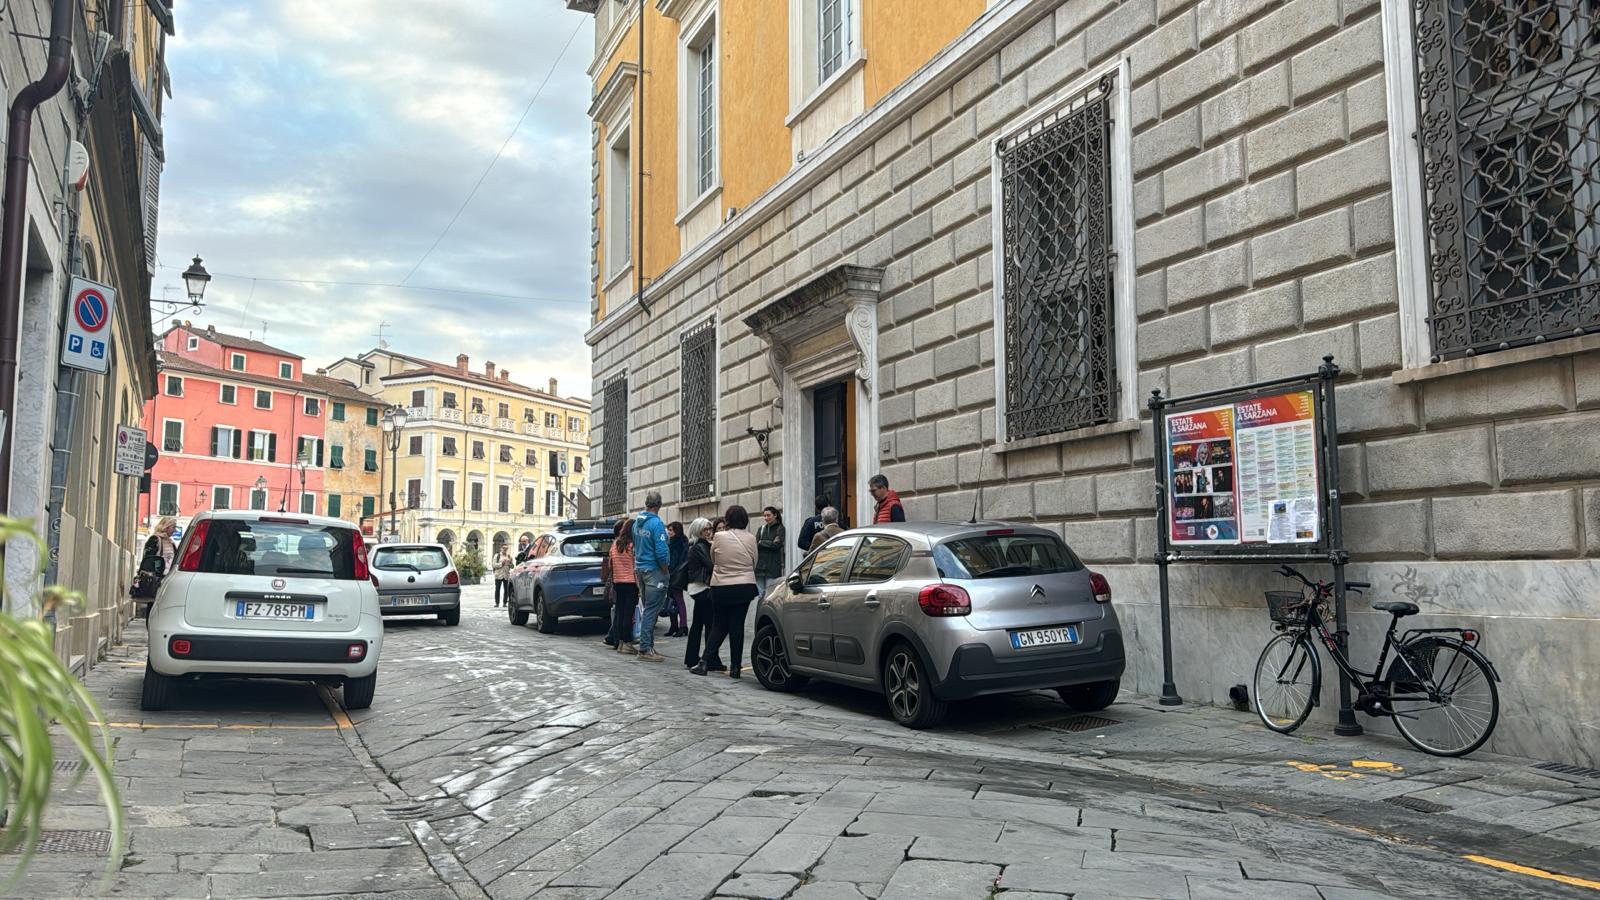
9;584;1600;898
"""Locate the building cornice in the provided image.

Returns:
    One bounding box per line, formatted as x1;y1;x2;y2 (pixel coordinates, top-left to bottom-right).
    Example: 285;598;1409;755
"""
584;0;1057;347
588;61;639;123
588;4;642;80
378;374;592;413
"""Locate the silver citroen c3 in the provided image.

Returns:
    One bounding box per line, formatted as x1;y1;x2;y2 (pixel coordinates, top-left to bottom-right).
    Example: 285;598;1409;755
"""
752;521;1125;728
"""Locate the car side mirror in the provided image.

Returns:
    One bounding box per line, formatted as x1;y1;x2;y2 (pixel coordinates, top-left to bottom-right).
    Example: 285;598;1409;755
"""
786;573;805;593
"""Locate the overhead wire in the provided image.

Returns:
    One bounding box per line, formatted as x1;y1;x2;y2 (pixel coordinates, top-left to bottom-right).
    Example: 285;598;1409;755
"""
155;263;588;306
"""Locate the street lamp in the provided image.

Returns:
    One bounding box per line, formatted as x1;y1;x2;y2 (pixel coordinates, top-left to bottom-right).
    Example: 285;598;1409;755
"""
381;405;408;540
296;450;310;514
180;256;211;305
254;475;267;511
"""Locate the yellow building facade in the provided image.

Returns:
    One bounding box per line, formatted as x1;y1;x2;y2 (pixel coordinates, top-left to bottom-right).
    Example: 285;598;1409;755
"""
305;374;384;531
577;0;985;319
326;350;591;554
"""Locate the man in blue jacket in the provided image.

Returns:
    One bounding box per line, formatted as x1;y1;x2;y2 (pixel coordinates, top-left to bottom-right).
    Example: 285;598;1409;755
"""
632;491;672;661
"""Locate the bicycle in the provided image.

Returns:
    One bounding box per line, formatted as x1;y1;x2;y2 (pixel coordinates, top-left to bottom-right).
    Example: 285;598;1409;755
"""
1251;565;1501;757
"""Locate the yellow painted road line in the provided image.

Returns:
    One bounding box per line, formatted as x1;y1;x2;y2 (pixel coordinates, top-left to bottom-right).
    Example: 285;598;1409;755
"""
316;685;354;731
1465;855;1600;891
96;722;339;731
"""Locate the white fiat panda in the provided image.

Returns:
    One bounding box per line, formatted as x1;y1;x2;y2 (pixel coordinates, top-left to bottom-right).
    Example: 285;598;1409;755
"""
142;511;384;711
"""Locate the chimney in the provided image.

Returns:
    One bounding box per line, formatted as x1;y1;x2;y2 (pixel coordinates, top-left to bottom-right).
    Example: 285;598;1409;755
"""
548;378;558;395
485;360;496;379
456;353;469;374
499;369;510;382
206;325;217;338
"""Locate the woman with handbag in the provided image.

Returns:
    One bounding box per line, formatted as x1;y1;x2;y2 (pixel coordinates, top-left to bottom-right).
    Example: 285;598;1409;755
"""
691;505;759;679
602;517;637;654
132;517;178;618
677;518;721;670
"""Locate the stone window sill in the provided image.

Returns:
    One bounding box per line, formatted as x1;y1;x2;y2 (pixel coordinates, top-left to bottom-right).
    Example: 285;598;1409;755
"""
1391;332;1600;385
786;54;866;129
996;418;1142;454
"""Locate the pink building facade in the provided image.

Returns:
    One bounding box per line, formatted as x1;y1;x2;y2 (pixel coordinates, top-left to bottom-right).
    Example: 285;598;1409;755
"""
140;325;332;526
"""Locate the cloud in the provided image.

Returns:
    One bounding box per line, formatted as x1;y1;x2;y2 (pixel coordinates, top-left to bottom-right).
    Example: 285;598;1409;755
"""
153;0;596;397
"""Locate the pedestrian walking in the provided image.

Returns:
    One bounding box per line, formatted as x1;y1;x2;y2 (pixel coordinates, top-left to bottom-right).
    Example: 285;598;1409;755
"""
678;518;722;670
131;517;178;618
632;492;672;662
493;545;514;608
869;473;906;523
809;506;844;552
755;506;785;597
691;505;758;679
796;494;830;555
602;517;637;653
666;521;689;637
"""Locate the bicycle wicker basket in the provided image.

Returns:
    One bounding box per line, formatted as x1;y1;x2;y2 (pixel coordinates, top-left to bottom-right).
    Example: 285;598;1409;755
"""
1264;590;1311;626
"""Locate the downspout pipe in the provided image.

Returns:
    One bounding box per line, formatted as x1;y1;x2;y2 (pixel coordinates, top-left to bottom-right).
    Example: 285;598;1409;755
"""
0;0;76;515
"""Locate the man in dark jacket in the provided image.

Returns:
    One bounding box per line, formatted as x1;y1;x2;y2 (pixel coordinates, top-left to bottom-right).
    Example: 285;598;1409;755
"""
796;494;830;554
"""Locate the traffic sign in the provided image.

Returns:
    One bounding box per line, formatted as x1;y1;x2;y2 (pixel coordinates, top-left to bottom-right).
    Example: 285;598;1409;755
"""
115;425;147;476
62;277;116;374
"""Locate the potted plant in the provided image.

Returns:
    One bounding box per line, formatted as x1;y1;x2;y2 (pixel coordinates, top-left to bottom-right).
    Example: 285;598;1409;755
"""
0;517;123;887
455;543;486;585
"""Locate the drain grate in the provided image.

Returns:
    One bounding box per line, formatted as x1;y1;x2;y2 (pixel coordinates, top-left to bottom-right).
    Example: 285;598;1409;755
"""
53;760;81;773
1533;762;1600;780
37;830;111;853
1030;715;1122;734
1384;795;1452;814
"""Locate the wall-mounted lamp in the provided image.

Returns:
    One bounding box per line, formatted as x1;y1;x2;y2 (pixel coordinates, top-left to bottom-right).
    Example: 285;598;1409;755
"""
746;424;775;466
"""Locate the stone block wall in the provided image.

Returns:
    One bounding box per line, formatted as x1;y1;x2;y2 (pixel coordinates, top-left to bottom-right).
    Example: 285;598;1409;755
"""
589;0;1600;764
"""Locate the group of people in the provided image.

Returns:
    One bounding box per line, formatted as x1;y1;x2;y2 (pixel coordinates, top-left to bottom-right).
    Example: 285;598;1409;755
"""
590;473;909;676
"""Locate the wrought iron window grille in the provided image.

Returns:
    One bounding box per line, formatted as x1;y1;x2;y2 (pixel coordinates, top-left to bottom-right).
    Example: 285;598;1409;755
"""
602;374;629;513
998;71;1119;440
1413;0;1600;359
680;321;717;501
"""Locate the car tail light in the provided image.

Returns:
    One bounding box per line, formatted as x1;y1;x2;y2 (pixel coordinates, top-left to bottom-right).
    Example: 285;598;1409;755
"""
176;519;210;572
985;528;1014;536
918;584;971;617
1089;572;1112;604
349;529;369;581
259;516;310;525
370;574;380;589
170;639;191;656
346;642;366;660
444;570;460;585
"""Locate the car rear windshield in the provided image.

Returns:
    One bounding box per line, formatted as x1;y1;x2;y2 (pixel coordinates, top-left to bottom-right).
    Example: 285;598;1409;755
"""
934;533;1083;579
373;547;449;571
195;519;362;579
561;535;614;557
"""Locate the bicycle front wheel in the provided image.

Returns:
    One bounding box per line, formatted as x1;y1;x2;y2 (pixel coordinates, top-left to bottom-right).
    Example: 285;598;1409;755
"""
1253;632;1319;734
1389;638;1499;757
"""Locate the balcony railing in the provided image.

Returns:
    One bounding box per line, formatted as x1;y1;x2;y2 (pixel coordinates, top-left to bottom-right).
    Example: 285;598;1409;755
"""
468;413;491;428
522;423;544;438
495;417;515;432
438;408;464;424
406;405;429;420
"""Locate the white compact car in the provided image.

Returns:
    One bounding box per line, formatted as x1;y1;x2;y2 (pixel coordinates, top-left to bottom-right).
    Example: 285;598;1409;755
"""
142;511;384;712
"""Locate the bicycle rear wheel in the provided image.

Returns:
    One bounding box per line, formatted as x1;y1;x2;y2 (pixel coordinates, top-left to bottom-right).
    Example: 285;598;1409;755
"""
1253;633;1319;734
1389;637;1499;757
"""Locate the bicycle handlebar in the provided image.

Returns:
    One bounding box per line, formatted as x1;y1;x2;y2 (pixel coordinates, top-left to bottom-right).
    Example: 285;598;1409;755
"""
1278;565;1370;594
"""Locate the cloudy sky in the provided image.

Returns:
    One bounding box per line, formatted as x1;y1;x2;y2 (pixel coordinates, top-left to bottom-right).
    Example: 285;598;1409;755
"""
152;1;596;397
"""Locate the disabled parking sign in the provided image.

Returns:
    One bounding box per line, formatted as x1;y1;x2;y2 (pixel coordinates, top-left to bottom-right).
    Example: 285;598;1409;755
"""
61;277;116;374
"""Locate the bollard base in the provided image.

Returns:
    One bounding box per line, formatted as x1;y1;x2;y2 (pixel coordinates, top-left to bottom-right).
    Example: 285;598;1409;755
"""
1334;718;1365;737
1158;684;1183;706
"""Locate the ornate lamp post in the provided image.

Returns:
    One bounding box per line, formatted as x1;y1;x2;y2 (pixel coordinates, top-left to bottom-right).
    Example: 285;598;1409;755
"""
180;256;212;306
381;405;408;539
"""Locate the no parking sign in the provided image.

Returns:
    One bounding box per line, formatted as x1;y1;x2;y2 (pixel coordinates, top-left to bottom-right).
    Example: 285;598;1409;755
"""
62;277;115;374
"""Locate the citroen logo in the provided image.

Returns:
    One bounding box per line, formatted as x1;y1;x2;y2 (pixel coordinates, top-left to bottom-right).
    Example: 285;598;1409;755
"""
1028;584;1046;605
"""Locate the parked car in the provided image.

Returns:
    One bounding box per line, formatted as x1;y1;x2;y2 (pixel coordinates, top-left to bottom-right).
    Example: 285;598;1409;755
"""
142;511;383;712
508;529;614;633
368;543;462;625
751;522;1125;728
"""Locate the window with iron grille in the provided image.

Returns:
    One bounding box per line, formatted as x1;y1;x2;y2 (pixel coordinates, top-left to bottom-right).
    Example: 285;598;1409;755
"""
998;72;1119;440
1412;0;1600;359
680;322;716;501
602;375;628;513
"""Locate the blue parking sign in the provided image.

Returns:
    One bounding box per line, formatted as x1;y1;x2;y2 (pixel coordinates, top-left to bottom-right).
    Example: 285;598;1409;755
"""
67;334;83;353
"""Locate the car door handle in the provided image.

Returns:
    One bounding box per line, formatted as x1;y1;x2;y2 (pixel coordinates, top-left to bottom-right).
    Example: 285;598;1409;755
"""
864;591;880;608
817;601;831;610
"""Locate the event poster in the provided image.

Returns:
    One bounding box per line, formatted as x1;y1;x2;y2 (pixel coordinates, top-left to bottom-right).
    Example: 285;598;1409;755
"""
1235;390;1320;544
1165;404;1239;544
1166;390;1321;546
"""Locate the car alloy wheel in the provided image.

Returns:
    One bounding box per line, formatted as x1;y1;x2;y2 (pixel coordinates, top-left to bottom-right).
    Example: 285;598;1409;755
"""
752;624;807;692
882;645;947;728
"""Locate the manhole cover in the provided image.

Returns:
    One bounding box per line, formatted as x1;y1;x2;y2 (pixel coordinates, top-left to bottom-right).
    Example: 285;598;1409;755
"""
1030;715;1121;734
37;830;111;853
1384;796;1452;814
53;760;81;773
1532;762;1600;780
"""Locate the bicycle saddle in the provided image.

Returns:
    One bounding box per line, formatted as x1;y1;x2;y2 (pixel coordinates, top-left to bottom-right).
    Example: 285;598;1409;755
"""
1372;600;1420;617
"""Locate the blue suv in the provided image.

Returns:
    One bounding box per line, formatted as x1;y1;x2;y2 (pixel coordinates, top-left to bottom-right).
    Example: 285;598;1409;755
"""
508;529;614;633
